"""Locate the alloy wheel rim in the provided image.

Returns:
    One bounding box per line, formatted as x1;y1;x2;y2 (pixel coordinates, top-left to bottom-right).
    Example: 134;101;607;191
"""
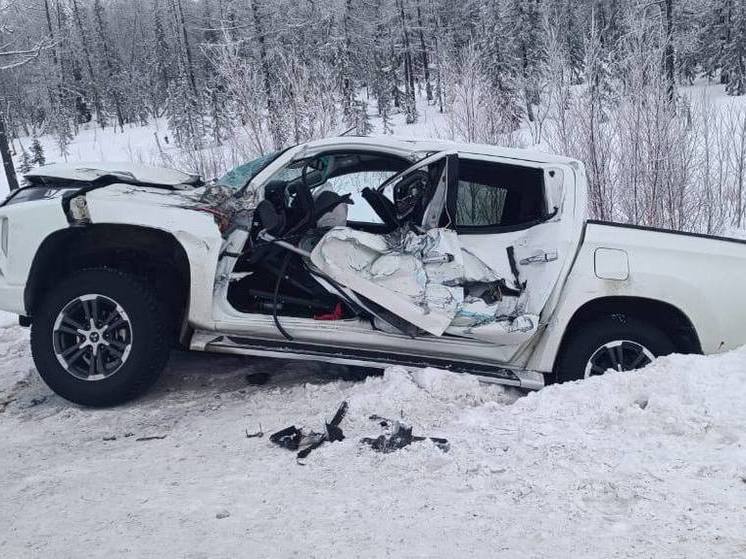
584;340;654;379
52;294;133;381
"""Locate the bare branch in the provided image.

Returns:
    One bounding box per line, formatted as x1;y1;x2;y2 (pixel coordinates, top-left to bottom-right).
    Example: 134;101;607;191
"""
0;39;56;71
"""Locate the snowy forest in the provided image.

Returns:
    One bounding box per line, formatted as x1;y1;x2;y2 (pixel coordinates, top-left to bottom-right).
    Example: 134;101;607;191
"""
1;0;746;234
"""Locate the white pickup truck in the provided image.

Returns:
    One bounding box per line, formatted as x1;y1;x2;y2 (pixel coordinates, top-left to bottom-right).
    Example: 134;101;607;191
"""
1;137;744;406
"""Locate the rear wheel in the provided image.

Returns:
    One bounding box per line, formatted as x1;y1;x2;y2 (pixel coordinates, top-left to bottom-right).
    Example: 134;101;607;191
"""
31;269;171;406
555;315;675;383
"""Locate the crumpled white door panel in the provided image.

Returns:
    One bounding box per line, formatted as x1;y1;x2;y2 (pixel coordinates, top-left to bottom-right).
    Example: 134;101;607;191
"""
311;227;463;335
311;226;539;345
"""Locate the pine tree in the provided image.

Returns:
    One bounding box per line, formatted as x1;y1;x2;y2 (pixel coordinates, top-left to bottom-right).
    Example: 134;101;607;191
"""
352;100;372;136
396;0;418;124
723;0;746;95
149;0;173;119
165;71;204;149
30;139;46;166
17;147;32;173
92;0;125;129
70;0;106;127
505;0;547;123
480;1;523;130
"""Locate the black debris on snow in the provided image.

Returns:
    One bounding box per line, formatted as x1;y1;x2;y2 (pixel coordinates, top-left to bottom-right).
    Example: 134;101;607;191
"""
269;401;348;460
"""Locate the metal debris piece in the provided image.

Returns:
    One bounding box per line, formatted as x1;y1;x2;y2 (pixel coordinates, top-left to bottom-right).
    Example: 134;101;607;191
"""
369;413;391;427
361;420;449;453
245;424;264;438
270;401;348;460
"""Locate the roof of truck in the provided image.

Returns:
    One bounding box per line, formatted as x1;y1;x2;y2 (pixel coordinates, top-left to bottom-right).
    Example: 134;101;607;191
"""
302;136;581;166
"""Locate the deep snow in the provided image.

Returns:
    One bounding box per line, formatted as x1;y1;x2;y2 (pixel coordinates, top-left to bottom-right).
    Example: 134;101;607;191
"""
1;309;745;558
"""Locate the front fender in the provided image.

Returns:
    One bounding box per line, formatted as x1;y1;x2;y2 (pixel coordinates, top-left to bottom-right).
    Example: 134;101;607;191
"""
83;187;224;326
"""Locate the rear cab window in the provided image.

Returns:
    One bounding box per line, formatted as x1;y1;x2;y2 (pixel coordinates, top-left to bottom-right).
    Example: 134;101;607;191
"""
450;158;548;232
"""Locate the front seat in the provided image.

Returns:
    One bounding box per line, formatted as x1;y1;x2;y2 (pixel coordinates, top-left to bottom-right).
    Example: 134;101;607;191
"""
313;184;353;228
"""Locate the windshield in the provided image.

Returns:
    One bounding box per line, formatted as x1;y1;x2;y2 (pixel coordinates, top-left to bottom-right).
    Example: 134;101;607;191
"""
216;150;286;190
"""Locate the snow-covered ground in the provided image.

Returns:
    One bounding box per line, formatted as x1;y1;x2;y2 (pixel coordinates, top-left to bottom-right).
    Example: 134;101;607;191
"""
1;308;745;557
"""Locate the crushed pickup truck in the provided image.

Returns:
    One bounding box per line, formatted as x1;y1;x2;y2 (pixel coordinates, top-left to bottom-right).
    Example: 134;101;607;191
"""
1;136;745;406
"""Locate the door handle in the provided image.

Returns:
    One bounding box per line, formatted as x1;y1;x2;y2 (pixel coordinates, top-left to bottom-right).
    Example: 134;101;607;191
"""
520;250;558;265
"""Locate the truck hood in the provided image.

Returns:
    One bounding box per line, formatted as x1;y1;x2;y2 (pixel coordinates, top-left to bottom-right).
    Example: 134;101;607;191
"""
3;162;215;212
23;162;201;188
7;162;257;234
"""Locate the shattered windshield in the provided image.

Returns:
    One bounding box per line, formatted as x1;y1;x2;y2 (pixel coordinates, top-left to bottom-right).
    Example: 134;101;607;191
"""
216;150;287;190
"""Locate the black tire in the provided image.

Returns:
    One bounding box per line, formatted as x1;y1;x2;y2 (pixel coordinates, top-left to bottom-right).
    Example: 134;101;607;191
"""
555;314;675;383
31;268;171;406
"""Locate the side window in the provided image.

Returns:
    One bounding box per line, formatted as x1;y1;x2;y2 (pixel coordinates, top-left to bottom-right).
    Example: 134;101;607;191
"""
325;171;398;223
455;182;508;227
453;159;546;229
263;152;409;224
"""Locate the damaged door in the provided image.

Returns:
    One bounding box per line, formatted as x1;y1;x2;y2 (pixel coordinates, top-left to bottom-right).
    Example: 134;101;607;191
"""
310;153;574;352
443;156;574;347
310;151;462;336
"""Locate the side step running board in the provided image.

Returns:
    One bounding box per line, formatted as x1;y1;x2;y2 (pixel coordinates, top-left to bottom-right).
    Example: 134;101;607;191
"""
190;331;545;390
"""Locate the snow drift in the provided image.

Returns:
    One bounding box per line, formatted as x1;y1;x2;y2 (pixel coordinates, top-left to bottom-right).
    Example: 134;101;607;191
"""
0;313;745;557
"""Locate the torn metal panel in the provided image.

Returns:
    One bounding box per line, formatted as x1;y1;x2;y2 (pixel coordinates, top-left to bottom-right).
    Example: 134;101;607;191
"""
311;224;540;345
446;312;539;345
311;226;465;336
445;289;538;345
161;184;259;237
461;248;502;284
420;153;455;230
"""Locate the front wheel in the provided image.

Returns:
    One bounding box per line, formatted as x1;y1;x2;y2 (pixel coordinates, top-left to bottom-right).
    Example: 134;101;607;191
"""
31;269;171;406
555;315;675;383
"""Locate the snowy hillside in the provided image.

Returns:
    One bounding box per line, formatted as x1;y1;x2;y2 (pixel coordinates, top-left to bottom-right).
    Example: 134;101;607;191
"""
1;310;745;557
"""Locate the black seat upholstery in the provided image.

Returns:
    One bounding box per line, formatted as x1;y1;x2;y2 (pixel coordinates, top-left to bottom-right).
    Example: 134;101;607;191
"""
313;191;352;225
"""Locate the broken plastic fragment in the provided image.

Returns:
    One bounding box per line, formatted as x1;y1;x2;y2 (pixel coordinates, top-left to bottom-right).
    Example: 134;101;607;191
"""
361;420;449;453
269;401;348;460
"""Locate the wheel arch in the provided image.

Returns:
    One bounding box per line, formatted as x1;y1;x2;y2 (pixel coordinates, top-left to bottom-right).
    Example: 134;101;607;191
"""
552;296;702;372
25;224;191;341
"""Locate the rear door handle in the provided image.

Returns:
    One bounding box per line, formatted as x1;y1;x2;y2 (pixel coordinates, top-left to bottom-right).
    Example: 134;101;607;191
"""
520;250;558;265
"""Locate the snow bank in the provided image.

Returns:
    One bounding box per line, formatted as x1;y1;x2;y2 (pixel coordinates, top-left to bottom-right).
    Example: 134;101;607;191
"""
1;322;745;557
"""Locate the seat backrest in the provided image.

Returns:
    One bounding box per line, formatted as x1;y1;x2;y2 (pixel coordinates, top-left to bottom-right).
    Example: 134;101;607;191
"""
254;199;286;235
314;190;350;228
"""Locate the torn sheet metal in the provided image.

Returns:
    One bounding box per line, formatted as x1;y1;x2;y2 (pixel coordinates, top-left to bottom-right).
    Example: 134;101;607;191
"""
189;184;257;233
310;225;540;345
445;290;539;345
311;226;465;336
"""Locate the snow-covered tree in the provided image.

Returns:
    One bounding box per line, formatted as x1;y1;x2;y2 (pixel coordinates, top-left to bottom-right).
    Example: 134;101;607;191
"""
30;138;46;166
722;0;746;95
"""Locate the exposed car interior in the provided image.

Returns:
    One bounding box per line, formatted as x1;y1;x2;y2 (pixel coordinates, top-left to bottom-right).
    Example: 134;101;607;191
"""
226;151;412;319
225;150;548;335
